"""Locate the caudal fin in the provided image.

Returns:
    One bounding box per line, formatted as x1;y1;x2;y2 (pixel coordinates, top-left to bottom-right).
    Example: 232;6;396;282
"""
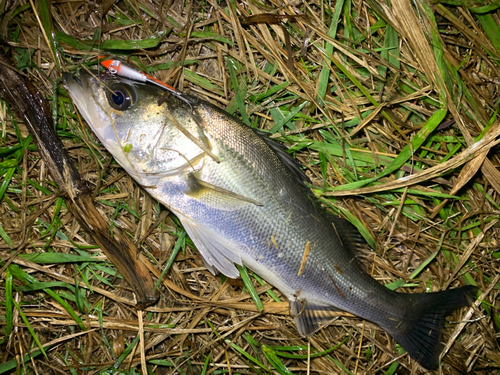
387;285;478;370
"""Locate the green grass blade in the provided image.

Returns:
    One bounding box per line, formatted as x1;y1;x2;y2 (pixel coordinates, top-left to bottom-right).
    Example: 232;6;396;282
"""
0;268;13;344
272;336;347;359
326;354;355;375
183;70;223;95
36;0;62;70
148;59;200;72
268;101;309;133
94;303;116;360
331;108;447;191
252;273;281;302
317;0;345;103
0;167;15;203
43;288;87;330
100;33;165;50
18;252;103;264
54;30;95;51
262;345;293;375
409;250;440;280
237;264;263;312
186;31;233;45
113;334;140;369
476;13;500;55
154;230;186;289
222;337;270;371
15;281;75;292
8;264;87;330
0;222;12;246
384;279;420;291
200;354;210;375
0;349;43;374
226;56;250;126
13;299;47;359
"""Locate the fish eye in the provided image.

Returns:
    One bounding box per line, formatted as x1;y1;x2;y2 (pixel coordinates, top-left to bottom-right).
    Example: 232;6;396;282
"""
106;83;136;111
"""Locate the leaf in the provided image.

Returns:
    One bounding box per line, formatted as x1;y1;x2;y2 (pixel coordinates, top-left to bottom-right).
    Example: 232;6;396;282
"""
409;250;440;279
262;345;294;375
329;108;448;191
250;81;289;102
113;334;140;369
476;13;500;55
223;337;270;371
8;264;86;330
148;59;200;72
0;168;15;203
55;31;95;51
384;279;420;291
0;269;13;344
100;33;166;50
268;101;309;133
18;252;104;264
154;230;186;290
13;300;48;359
15;281;75;292
0;350;44;374
226;56;250;125
450;150;487;195
237;264;264;312
0;223;13;247
36;0;62;70
187;31;233;45
183;69;223;95
317;0;345;103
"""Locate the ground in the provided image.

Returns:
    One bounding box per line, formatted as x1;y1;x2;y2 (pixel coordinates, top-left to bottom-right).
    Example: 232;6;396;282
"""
0;0;499;374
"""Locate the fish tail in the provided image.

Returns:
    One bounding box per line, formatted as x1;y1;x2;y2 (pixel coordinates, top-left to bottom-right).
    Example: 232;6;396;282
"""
387;285;478;369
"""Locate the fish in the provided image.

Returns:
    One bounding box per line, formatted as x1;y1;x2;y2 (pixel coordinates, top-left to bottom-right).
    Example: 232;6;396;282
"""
63;69;478;370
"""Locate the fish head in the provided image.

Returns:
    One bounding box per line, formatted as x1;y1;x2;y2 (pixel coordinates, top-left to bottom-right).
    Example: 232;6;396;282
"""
63;70;206;183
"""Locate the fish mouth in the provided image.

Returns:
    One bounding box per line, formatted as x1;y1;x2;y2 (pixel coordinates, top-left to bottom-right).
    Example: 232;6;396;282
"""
63;69;112;95
62;69;94;90
63;69;142;181
63;71;91;121
62;69;120;159
62;72;83;92
63;70;111;131
62;70;99;95
62;72;81;87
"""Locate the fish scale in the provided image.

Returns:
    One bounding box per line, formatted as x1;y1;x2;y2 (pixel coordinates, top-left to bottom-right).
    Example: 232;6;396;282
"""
64;68;479;370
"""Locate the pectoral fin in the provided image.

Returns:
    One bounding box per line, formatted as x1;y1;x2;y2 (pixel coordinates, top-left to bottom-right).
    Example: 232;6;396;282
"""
186;173;262;207
180;216;242;278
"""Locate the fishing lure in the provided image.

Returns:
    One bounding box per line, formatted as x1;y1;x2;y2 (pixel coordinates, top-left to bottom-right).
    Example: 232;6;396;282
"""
98;56;193;107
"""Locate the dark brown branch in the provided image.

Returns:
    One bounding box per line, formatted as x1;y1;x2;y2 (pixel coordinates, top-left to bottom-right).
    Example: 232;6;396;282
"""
0;55;158;309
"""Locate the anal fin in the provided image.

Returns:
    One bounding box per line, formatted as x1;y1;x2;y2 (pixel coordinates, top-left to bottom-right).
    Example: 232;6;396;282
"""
290;300;340;336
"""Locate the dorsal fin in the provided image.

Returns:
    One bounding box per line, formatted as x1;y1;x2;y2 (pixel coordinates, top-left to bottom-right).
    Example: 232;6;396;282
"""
328;214;368;252
328;214;374;273
253;129;312;192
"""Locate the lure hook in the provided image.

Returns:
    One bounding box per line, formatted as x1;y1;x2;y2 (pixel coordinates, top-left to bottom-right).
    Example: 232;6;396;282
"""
98;56;194;111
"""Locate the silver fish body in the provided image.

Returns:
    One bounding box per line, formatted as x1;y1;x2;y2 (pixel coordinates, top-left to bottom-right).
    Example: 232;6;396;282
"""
64;70;477;370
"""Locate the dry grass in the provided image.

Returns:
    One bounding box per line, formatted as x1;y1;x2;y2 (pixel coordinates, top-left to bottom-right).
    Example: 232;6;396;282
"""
1;0;500;374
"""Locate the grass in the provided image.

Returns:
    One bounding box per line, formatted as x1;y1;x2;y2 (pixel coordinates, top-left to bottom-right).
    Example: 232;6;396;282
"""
0;0;500;373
